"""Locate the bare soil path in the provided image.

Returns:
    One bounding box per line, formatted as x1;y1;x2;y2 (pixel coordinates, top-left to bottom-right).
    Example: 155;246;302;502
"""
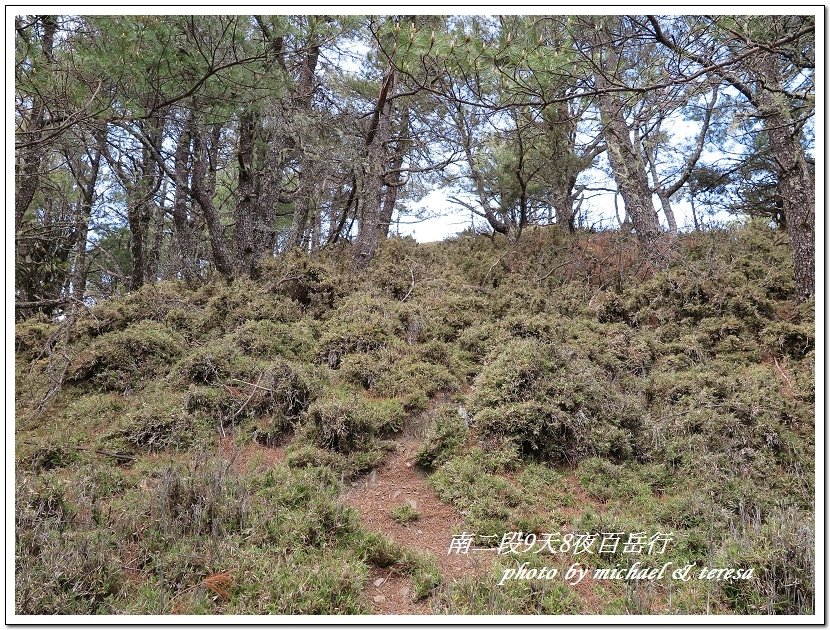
343;433;493;614
218;398;495;615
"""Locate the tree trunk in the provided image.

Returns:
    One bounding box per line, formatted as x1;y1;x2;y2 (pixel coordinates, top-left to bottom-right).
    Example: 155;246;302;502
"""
15;150;42;233
282;41;322;253
352;135;389;266
593;22;664;262
70;133;104;301
147;174;168;281
192;123;233;278
454;102;509;235
645;144;678;234
256;134;291;257
543;99;579;233
15;15;57;233
311;201;322;251
127;117;163;290
689;196;701;232
353;66;396;268
656;189;678;234
234;111;258;274
327;174;358;246
172;119;197;282
597;92;663;257
757;56;814;300
550;174;577;233
378;105;411;242
284;156;315;251
127;194;148;290
765;117;814;300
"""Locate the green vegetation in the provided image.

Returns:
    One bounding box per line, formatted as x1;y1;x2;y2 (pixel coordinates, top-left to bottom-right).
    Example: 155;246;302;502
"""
15;224;815;615
390;504;420;525
415;406;468;469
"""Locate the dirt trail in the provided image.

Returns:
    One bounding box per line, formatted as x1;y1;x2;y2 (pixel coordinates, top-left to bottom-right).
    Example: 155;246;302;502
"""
343;433;493;614
217;402;494;614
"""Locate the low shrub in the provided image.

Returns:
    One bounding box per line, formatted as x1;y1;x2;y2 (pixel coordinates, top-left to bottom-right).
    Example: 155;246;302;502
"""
719;507;814;614
15;314;57;361
316;295;406;368
304;395;374;454
150;457;250;539
430;448;523;538
468;338;642;463
390;503;420;524
234;319;316;361
262;251;344;316
106;394;195;453
415;407;468;469
576;458;652;502
176;339;252;386
16;527;123;614
66;321;185;391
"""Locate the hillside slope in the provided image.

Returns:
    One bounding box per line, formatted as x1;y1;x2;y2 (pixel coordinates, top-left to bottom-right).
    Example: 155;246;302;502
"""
15;224;815;615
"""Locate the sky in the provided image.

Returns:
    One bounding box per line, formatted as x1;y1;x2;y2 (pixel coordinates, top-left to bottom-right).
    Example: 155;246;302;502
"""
392;118;730;243
394;185;712;244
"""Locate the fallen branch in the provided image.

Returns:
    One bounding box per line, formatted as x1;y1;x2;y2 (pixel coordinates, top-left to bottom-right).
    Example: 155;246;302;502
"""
401;267;416;302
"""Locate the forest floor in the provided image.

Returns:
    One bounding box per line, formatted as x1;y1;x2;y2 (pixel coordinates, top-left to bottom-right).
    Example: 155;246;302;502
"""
343;434;487;614
342;396;495;614
214;396;492;614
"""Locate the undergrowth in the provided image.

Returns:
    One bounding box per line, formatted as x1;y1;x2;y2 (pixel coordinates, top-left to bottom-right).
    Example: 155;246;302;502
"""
15;222;814;615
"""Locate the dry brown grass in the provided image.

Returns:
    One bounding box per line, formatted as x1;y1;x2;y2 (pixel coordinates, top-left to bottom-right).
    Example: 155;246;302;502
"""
201;571;234;601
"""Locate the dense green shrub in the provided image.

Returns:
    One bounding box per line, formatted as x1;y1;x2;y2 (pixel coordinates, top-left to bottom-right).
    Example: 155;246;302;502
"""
468;338;643;463
234;319;316;361
14;314;57;361
111;395;194;453
74;281;190;338
415;406;468;469
13;222;816;615
176;338;250;385
316;295;406;368
430;447;523;537
66;321;185;390
304;395;375;453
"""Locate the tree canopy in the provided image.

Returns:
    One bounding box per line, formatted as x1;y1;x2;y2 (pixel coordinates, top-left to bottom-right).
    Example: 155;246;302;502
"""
14;13;816;317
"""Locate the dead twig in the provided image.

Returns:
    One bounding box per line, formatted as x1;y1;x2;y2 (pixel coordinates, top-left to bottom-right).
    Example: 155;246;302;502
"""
231;371;264;422
401;267;416;302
